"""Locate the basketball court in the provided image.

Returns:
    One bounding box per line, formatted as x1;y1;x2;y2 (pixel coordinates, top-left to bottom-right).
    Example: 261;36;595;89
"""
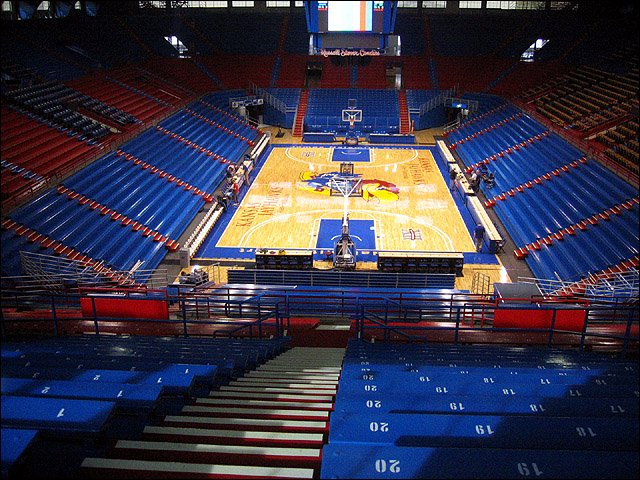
197;144;489;261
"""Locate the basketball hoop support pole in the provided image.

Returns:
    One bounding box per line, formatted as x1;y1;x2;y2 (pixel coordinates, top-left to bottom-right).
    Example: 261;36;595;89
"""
342;194;349;233
329;173;362;270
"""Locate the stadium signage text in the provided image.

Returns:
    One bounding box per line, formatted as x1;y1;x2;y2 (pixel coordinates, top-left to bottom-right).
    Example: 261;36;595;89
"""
319;48;382;57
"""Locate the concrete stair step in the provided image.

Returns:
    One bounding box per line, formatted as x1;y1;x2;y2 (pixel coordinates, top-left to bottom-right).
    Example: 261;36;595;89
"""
78;347;344;480
110;440;322;468
265;360;343;367
141;425;325;446
246;371;340;380
234;376;339;386
256;366;342;374
194;397;333;410
208;390;335;402
228;380;337;392
81;457;315;479
162;415;328;432
181;405;330;419
219;385;336;395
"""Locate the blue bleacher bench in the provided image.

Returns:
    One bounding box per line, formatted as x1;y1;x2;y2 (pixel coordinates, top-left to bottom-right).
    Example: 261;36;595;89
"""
2;346;243;378
334;391;639;417
1;377;164;412
328;412;638;451
1;365;198;396
340;364;639;386
320;444;639;479
341;359;638;376
340;374;638;398
1;358;219;387
1;396;116;436
1;428;39;478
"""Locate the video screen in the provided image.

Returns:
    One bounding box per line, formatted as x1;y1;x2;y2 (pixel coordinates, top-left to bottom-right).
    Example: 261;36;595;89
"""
318;1;385;33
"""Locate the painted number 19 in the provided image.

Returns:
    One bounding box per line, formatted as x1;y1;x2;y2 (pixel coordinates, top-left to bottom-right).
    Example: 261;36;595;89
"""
517;462;543;476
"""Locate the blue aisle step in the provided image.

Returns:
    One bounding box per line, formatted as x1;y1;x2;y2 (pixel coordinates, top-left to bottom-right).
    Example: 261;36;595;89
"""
328;412;638;450
320;444;639;479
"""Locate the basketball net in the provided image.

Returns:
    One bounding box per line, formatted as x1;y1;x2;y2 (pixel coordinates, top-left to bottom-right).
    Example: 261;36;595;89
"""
349;118;355;130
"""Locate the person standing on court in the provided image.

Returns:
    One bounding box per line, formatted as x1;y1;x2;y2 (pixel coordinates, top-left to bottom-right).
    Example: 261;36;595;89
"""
474;223;485;252
232;179;240;206
449;166;458;191
243;164;250;186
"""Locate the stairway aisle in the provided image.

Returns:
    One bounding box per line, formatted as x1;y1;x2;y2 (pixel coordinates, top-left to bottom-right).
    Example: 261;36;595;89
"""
292;90;309;137
80;347;345;479
398;90;411;134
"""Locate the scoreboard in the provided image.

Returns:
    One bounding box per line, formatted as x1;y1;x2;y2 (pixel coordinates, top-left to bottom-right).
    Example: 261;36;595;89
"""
317;1;386;33
305;1;399;55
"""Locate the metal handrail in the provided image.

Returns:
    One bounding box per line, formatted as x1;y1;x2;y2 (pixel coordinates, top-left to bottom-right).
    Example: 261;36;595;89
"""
2;287;637;353
354;301;638;353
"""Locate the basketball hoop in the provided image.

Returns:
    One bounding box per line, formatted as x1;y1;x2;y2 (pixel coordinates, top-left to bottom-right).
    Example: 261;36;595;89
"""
342;109;362;146
329;174;362;199
342;109;362;128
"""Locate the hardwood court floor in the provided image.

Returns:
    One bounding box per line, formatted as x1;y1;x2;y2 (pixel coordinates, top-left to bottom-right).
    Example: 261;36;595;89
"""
217;146;476;253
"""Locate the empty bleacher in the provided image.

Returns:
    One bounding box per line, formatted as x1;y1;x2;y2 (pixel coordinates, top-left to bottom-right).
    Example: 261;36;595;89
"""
317;58;350;89
394;12;426;56
524;61;638;143
66;71;177;126
400;56;431;90
1;95;259;277
405;89;449;129
283;10;309;55
320;339;639;479
493;60;572;98
356;57;388;89
4;81;135;140
1;334;289;479
1;27;88;82
448;104;639;281
261;88;300;128
1;104;104;206
199;54;276;90
596;118;640;176
305;89;400;135
141;57;220;95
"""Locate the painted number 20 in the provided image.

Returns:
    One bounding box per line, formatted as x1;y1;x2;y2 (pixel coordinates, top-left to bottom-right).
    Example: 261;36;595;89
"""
375;459;400;474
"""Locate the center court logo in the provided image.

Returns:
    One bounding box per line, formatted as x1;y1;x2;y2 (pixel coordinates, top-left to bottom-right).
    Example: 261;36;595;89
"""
298;171;399;203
